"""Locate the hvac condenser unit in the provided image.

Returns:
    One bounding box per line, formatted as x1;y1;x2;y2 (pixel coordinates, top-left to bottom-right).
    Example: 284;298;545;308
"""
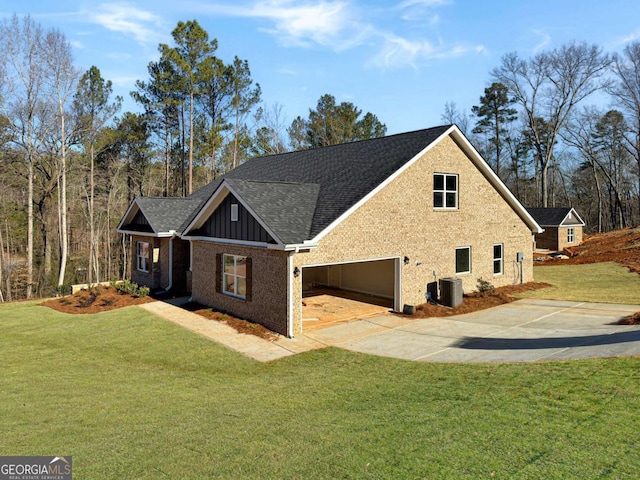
439;277;463;307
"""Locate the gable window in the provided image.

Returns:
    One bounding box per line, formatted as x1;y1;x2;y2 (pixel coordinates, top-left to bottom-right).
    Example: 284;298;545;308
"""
231;203;239;222
567;227;575;244
222;254;247;299
136;241;150;273
433;173;458;209
493;244;503;275
455;246;471;274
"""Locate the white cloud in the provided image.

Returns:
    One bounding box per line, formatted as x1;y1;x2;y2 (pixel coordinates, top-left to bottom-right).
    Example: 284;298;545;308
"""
86;2;166;45
203;0;373;49
615;29;640;46
531;29;551;53
369;33;485;69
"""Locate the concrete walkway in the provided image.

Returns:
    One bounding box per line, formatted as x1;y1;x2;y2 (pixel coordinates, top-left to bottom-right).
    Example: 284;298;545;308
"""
141;298;640;363
140;300;324;362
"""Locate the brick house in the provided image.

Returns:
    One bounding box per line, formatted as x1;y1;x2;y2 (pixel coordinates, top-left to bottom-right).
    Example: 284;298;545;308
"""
526;207;585;251
118;125;542;337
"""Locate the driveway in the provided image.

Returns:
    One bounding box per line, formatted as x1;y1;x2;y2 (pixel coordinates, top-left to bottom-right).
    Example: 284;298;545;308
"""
300;299;640;363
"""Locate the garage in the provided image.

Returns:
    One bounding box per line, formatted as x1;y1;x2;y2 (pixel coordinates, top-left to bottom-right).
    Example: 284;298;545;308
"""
301;258;400;330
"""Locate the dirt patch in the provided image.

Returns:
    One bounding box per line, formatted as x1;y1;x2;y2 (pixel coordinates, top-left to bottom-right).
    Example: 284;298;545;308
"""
410;282;551;318
42;287;154;313
183;303;277;340
537;227;640;274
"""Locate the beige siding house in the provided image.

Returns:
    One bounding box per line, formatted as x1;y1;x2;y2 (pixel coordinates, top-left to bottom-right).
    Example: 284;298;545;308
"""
118;125;542;337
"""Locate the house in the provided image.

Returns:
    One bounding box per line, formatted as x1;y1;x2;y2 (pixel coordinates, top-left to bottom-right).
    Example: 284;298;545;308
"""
117;125;542;337
526;207;585;251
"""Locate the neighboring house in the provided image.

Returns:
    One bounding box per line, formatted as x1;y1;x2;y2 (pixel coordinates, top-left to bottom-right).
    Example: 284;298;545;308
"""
526;207;585;251
117;125;542;337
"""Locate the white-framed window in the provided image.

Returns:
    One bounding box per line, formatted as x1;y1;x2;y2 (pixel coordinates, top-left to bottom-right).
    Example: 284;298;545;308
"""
455;246;471;274
136;241;150;273
434;173;458;209
493;243;503;275
223;254;247;299
231;203;239;222
567;227;575;243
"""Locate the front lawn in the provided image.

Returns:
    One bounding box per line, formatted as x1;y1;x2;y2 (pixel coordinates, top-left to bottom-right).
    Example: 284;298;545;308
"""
1;301;639;479
527;262;640;304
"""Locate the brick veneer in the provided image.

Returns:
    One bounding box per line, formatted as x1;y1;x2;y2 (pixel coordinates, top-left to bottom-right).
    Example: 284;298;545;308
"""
190;241;289;335
291;135;535;334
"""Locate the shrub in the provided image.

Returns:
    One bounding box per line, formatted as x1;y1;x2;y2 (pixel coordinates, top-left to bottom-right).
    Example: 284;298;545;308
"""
137;286;150;298
477;277;495;294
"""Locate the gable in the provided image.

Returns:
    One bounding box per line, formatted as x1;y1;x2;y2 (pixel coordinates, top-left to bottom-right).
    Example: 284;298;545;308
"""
118;205;154;234
189;191;276;244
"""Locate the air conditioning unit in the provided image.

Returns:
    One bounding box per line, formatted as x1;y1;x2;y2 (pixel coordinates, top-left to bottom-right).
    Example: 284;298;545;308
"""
439;277;463;307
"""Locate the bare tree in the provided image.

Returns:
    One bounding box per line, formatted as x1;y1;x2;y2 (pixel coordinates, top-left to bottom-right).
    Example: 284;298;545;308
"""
492;42;611;207
609;41;640;217
43;28;79;290
0;15;56;298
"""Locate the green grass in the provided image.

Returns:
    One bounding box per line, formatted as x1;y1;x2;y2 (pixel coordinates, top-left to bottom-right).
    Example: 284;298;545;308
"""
526;262;640;304
2;301;640;478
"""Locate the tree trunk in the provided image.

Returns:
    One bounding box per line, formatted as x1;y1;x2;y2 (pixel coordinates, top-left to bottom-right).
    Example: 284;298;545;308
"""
57;109;68;288
89;141;95;286
0;222;5;303
188;92;194;195
27;155;33;299
4;221;12;302
592;160;603;233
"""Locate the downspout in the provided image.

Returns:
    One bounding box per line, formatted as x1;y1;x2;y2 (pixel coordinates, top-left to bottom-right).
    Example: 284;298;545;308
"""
287;252;295;338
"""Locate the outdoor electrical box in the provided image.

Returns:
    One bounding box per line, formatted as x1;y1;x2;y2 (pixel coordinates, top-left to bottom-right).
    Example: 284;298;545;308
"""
516;252;525;262
439;277;463;308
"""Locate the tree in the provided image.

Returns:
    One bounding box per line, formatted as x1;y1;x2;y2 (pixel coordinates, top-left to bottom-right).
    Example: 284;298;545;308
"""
492;42;611;206
251;103;289;157
43;28;79;289
160;20;217;195
132;57;180;196
471;82;517;178
609;41;640;217
289;94;387;149
74;66;122;285
228;56;261;169
440;101;471;135
0;15;56;298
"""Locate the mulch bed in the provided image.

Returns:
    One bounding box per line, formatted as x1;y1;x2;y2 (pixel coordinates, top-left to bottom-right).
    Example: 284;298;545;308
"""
182;302;277;340
410;282;552;318
41;286;154;313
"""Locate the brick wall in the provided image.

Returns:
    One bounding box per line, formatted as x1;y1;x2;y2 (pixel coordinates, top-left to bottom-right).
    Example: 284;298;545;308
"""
291;135;535;334
191;241;289;335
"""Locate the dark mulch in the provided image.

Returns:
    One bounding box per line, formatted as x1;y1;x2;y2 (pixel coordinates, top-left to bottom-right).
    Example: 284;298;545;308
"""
41;287;154;313
182;302;277;340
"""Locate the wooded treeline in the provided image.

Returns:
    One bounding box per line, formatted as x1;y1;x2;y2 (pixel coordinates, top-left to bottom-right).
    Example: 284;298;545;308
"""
0;15;638;301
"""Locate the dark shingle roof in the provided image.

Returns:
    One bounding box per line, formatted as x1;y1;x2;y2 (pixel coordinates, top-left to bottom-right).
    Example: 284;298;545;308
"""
226;179;320;244
526;207;578;227
193;125;452;241
135;197;203;233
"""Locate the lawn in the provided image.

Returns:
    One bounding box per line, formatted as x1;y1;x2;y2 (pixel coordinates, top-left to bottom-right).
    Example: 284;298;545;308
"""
2;301;640;479
528;262;640;304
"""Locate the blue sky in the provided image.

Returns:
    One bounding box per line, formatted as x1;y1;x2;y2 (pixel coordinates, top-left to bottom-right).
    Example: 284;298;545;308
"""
2;0;639;134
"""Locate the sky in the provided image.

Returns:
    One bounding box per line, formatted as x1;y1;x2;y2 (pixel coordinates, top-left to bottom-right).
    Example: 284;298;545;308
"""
1;0;639;135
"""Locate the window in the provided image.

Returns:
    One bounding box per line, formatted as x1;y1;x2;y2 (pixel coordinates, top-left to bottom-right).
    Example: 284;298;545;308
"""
434;173;458;209
567;227;575;244
455;246;471;274
136;241;150;273
493;244;503;275
223;254;247;298
231;203;239;222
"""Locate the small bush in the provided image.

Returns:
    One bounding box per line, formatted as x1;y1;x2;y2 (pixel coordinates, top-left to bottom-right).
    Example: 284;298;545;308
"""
56;285;71;297
117;280;150;298
477;277;495;294
137;286;150;298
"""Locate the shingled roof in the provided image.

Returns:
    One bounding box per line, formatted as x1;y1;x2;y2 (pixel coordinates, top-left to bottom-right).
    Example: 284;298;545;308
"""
118;196;202;235
185;125;452;242
526;207;585;227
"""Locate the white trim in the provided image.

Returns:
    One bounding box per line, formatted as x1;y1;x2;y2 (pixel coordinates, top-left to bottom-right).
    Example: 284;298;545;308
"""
222;254;247;299
136;240;150;273
287;253;294;338
183;236;272;248
117;229;174;238
182;180;284;245
455;246;472;275
560;208;586;227
492;243;504;276
231;203;239;222
433;172;459;210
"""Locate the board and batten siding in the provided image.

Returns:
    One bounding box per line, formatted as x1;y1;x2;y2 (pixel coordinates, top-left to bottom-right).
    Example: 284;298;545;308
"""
193;193;276;243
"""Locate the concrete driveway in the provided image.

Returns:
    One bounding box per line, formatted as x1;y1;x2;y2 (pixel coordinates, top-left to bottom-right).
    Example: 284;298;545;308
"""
301;299;640;363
